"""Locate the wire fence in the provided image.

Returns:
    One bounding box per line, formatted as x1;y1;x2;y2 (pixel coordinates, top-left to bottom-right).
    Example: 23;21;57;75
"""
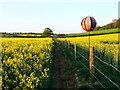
75;45;120;73
78;45;120;72
59;40;120;89
77;51;120;89
80;61;106;88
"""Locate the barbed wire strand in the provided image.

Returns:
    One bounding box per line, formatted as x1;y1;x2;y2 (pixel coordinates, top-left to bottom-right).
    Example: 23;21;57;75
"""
93;54;120;73
60;41;120;89
80;61;106;88
93;65;120;89
68;42;120;73
67;45;106;88
77;51;120;89
77;45;120;73
76;50;120;89
66;44;120;89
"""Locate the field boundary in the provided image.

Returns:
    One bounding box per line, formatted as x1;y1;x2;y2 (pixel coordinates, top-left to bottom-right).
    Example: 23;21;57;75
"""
61;40;120;89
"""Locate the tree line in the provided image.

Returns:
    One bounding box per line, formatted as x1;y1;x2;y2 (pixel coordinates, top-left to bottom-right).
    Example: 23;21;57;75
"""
94;18;120;30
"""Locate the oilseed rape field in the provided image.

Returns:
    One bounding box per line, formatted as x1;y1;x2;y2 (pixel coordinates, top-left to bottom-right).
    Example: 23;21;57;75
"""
58;33;120;88
1;38;54;89
1;33;120;89
59;34;119;67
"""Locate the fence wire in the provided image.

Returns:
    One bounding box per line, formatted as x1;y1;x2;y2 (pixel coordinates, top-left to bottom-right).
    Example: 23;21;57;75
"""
80;61;106;88
70;42;120;74
76;49;120;89
62;41;120;89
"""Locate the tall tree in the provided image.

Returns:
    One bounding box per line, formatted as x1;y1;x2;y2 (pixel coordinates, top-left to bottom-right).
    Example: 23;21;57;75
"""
42;28;53;37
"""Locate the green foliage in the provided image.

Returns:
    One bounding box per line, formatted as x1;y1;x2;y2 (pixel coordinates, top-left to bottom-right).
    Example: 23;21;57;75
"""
67;28;119;37
42;28;53;37
95;18;120;30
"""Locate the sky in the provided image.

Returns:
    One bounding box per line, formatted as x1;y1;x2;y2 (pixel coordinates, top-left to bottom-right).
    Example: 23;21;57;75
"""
0;0;119;34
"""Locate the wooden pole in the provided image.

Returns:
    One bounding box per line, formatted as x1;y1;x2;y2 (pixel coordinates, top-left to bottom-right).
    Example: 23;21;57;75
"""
118;48;120;70
118;37;120;70
64;41;66;46
68;41;70;48
89;32;90;48
89;47;95;82
118;40;120;78
74;41;76;60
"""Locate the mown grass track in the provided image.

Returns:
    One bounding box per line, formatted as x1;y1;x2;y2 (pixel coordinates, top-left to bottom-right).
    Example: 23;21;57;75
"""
52;39;77;88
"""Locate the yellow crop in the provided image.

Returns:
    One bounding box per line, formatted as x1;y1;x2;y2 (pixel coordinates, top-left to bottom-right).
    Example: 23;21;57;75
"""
58;34;119;66
1;38;53;89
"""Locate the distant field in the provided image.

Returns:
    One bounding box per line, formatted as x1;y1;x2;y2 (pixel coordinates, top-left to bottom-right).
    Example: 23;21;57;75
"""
16;34;42;36
0;28;119;38
66;28;119;37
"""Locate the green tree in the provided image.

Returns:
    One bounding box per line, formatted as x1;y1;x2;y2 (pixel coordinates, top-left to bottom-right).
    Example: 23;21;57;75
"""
94;26;101;30
118;18;120;28
42;28;53;37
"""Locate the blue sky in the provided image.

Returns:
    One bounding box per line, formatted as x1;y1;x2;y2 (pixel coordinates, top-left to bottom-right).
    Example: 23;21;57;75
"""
0;0;119;34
